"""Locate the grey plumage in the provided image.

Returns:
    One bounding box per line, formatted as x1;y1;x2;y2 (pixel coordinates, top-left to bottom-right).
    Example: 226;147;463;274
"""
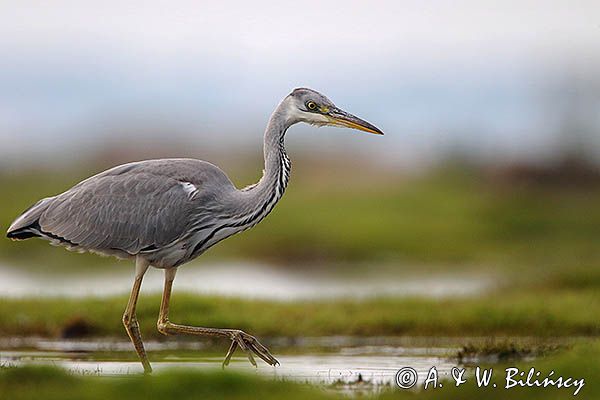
6;88;382;371
18;160;234;263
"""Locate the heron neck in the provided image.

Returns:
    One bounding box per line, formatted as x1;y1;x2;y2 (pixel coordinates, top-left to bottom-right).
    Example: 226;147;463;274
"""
240;101;292;214
263;105;291;184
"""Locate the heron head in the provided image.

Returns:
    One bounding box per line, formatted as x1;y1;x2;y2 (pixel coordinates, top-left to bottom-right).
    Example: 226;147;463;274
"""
286;88;383;135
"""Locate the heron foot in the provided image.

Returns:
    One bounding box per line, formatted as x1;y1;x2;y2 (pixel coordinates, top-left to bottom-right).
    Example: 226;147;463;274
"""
222;330;279;368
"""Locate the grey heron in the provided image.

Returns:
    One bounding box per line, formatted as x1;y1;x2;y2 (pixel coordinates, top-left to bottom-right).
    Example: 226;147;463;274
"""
6;88;383;373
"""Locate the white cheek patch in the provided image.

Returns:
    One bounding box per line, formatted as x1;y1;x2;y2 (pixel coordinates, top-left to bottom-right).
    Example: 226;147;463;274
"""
310;113;330;126
285;101;302;118
179;182;199;199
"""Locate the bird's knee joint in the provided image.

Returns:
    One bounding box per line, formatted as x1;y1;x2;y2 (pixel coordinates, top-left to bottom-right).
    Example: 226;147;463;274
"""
157;320;171;335
122;313;136;327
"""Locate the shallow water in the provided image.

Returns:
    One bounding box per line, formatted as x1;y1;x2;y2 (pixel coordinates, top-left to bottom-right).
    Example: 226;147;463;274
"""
0;338;458;392
0;262;493;300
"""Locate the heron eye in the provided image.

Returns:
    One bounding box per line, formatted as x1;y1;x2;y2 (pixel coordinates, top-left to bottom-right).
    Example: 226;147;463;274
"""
306;101;317;111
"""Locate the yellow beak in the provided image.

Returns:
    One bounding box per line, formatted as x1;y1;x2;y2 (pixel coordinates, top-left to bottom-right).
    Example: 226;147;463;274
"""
327;108;384;135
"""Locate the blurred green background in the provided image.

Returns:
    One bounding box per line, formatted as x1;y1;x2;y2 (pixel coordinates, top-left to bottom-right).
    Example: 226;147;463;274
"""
3;155;599;281
2;155;599;335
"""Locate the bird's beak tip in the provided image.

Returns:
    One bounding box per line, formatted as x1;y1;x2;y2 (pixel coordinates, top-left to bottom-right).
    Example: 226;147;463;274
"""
365;129;384;135
327;110;384;136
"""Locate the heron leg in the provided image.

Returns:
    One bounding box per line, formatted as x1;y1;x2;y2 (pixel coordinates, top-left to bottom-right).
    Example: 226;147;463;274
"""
157;267;279;367
122;257;152;373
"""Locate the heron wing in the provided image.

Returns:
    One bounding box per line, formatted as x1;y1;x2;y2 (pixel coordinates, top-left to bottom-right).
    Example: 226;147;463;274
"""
36;159;231;255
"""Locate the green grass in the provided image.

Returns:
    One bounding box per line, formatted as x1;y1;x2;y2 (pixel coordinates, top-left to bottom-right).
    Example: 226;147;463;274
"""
1;341;599;400
1;288;598;339
0;366;336;400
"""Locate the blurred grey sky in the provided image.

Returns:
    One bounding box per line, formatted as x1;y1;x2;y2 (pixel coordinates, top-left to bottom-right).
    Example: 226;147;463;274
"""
1;1;599;168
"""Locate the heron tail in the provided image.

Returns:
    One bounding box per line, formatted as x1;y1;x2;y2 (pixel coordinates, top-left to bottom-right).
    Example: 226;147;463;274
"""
6;197;54;240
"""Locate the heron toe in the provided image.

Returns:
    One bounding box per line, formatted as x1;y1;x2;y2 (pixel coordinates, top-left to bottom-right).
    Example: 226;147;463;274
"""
222;329;279;367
